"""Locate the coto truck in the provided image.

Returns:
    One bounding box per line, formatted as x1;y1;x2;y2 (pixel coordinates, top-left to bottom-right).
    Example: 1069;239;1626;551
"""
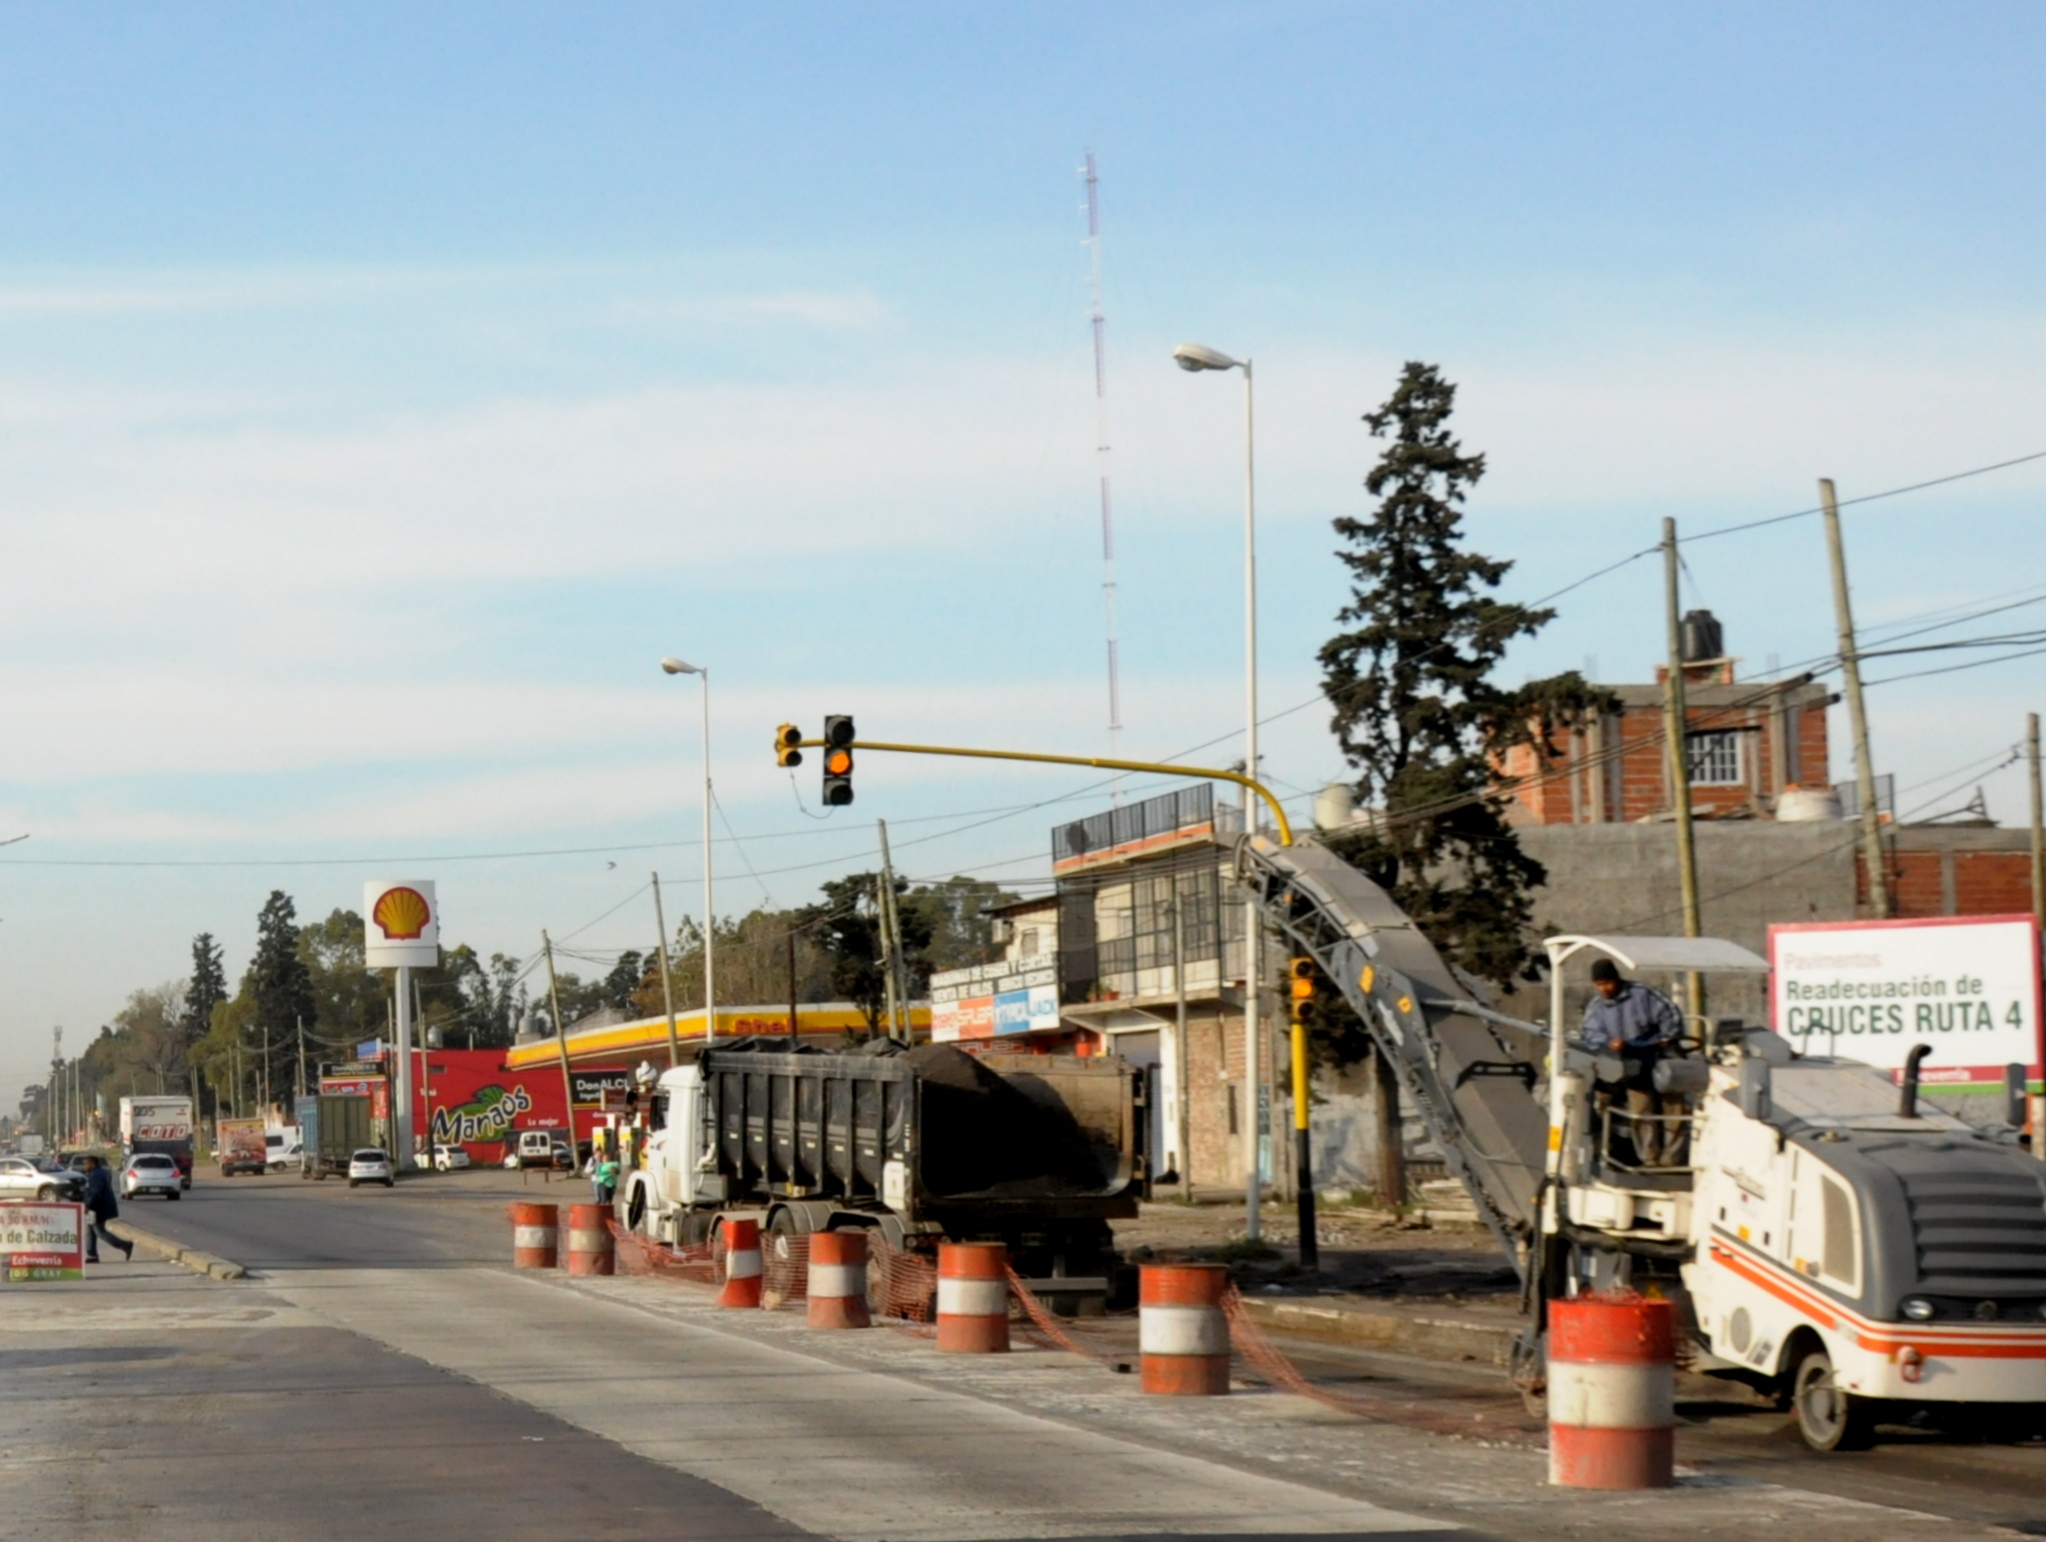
620;1039;1145;1304
119;1096;194;1188
216;1117;267;1177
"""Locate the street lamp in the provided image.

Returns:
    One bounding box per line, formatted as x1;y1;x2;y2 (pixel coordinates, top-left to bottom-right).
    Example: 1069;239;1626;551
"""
660;658;716;1042
1172;340;1264;1240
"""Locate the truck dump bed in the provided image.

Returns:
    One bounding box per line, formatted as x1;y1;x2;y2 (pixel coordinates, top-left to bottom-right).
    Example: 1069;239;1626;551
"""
698;1041;1137;1227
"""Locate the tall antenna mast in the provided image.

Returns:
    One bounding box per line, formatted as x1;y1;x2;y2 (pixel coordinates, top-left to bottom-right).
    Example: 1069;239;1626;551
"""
1082;150;1123;773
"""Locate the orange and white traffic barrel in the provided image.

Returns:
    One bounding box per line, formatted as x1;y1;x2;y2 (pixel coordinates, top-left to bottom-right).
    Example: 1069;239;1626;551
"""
565;1203;614;1276
1139;1263;1231;1395
718;1216;764;1309
806;1229;871;1330
510;1201;559;1269
935;1242;1009;1353
1546;1294;1676;1489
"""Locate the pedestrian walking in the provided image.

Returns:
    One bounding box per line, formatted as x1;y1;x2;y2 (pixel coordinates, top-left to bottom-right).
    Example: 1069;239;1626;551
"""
592;1151;620;1208
80;1155;134;1263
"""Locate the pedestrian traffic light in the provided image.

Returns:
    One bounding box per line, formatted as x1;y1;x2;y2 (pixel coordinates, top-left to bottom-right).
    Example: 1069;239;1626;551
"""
822;715;855;806
775;723;804;768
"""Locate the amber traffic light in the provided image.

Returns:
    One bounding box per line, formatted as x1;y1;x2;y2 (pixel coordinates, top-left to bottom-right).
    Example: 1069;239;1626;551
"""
774;723;804;768
1288;956;1319;1024
822;715;855;806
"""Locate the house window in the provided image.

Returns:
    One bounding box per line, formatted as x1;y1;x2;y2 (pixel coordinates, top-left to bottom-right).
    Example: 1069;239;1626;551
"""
1018;927;1040;958
1686;730;1744;786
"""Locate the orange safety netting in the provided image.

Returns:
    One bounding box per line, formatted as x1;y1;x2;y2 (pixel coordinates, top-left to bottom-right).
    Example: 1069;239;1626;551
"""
1219;1284;1538;1443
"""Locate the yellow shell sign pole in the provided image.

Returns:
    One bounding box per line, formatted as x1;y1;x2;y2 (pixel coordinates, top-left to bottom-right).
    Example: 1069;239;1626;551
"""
789;737;1294;848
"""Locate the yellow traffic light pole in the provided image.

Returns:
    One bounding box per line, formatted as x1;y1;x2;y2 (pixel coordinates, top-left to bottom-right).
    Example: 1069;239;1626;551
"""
790;736;1295;847
785;729;1316;1261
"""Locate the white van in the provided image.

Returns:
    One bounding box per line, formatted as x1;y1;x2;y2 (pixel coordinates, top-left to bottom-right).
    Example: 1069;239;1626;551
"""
265;1127;303;1171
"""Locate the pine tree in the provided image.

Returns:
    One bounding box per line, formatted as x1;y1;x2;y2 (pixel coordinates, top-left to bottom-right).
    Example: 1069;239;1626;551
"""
247;891;318;1103
1319;362;1608;986
184;933;229;1044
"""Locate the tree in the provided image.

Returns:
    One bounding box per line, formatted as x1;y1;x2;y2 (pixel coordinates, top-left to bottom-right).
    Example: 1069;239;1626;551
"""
300;909;386;1047
184;933;229;1045
1318;362;1609;987
901;876;1018;975
807;873;934;1034
246;890;318;1102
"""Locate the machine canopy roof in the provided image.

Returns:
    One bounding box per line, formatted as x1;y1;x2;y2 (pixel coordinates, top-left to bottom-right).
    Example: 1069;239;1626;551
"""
1545;934;1769;975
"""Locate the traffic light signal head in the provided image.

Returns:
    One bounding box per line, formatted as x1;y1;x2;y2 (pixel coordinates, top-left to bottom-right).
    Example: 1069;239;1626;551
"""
1288;957;1318;1025
774;723;804;769
822;715;855;806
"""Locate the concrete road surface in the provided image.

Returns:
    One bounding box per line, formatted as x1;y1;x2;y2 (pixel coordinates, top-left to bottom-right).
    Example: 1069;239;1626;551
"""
4;1171;2041;1542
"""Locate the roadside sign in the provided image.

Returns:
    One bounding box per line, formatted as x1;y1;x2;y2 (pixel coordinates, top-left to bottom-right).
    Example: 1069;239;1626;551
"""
1;1201;85;1281
1770;914;2044;1090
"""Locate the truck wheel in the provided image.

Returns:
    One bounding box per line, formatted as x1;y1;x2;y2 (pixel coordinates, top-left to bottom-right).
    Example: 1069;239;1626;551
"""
168;1190;180;1201
1792;1346;1874;1451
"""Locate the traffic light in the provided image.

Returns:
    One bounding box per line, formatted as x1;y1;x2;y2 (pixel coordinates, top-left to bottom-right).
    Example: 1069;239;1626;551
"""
774;723;804;768
821;715;855;806
1288;956;1320;1028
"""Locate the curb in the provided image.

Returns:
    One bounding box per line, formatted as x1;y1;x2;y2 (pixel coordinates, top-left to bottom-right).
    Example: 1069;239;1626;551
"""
119;1224;249;1281
1235;1295;1517;1367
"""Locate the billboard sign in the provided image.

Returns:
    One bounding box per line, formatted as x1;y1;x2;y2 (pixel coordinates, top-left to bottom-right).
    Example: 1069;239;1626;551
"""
363;880;440;968
1770;915;2043;1089
1;1201;84;1281
569;1070;631;1109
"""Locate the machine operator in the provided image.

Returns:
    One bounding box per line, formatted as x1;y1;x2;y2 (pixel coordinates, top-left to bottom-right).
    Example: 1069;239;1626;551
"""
1579;958;1686;1165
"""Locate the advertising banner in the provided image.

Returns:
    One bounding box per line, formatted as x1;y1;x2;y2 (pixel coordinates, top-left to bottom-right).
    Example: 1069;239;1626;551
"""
1;1201;84;1282
1770;915;2044;1088
569;1070;631;1109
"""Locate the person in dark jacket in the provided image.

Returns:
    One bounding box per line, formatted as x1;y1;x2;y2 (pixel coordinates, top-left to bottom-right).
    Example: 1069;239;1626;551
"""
80;1156;134;1263
1580;959;1687;1166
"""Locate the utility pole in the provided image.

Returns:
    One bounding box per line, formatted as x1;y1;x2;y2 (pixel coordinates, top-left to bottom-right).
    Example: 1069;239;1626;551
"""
2029;712;2044;1164
1661;517;1705;1024
651;873;681;1066
1171;883;1192;1202
876;820;910;1042
787;924;800;1043
1821;478;1891;919
542;931;577;1175
295;1017;307;1102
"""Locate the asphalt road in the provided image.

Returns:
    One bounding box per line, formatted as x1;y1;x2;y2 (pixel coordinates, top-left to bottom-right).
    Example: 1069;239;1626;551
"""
20;1170;2046;1541
119;1163;583;1268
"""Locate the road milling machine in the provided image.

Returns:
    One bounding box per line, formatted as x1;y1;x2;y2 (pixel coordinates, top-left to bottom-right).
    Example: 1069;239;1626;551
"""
1240;834;2046;1450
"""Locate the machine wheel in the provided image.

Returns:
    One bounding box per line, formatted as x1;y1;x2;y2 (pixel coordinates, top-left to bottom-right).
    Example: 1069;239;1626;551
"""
1792;1346;1874;1451
625;1183;648;1235
167;1190;180;1201
37;1184;56;1200
348;1180;359;1189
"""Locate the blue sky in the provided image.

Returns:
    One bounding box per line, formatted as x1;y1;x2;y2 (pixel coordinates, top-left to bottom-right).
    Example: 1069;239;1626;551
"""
4;3;2045;1102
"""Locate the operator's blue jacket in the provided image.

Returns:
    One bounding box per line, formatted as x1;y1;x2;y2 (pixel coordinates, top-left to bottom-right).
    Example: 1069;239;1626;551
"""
1579;981;1682;1052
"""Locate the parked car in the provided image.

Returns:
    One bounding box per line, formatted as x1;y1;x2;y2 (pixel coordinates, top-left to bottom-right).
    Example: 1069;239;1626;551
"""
347;1148;395;1188
0;1155;84;1201
264;1127;303;1171
121;1152;183;1200
431;1144;470;1172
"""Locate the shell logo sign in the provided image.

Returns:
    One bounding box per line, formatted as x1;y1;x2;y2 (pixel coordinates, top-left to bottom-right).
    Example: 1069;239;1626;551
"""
363;879;440;968
372;886;432;940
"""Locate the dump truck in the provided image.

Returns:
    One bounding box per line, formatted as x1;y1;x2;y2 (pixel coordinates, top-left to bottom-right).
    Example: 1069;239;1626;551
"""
618;1039;1144;1304
1238;835;2046;1452
216;1117;267;1177
297;1092;374;1181
118;1095;194;1186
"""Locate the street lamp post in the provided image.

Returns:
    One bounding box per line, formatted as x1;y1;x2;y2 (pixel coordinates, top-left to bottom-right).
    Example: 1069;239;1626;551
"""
1173;341;1263;1240
660;659;716;1043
